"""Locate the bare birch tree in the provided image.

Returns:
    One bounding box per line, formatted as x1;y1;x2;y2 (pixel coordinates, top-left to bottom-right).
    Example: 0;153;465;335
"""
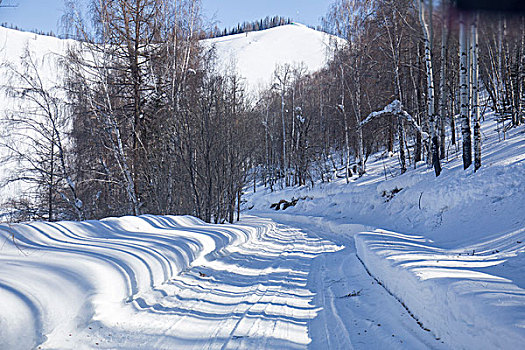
418;0;441;176
471;13;481;171
459;11;472;169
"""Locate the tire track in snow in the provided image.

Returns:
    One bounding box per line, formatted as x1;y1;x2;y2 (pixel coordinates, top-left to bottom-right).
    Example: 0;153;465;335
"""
133;222;339;349
254;211;450;349
221;229;300;348
305;229;354;350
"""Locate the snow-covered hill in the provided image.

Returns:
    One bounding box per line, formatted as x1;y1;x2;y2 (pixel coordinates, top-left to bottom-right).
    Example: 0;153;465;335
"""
0;22;337;95
0;27;70;206
203;23;338;92
0;24;337;206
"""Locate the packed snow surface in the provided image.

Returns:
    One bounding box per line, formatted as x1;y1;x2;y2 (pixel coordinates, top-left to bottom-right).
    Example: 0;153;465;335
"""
0;214;443;349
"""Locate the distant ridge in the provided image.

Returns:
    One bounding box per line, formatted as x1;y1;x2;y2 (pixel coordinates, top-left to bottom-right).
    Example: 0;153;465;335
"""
204;23;341;93
207;15;293;39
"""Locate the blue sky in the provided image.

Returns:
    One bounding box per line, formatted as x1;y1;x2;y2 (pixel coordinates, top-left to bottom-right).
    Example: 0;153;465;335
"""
0;0;333;35
0;0;67;33
201;0;333;29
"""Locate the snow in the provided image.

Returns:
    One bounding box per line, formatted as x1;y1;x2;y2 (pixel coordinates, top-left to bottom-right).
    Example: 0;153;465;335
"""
0;26;71;204
0;214;447;349
0;24;524;350
203;23;339;93
359;100;427;138
245;115;525;349
0;215;262;348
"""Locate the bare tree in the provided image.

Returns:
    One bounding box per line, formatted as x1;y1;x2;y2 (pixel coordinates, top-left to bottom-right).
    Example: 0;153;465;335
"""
471;13;481;171
1;48;82;221
418;0;441;176
273;64;292;186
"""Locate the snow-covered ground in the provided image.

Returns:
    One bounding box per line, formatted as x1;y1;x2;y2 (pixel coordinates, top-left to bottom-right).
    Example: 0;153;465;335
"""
0;213;445;349
246;116;525;349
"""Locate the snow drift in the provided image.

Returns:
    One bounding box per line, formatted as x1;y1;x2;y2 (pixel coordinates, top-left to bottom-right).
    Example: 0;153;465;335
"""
0;215;275;348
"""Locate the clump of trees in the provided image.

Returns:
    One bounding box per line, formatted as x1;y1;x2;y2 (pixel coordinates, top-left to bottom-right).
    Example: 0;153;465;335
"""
207;16;293;39
62;0;257;223
2;0;257;223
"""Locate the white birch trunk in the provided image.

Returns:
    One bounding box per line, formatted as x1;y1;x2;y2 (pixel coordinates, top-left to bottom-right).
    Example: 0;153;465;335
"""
472;13;481;171
497;15;504;109
459;11;472;169
519;18;525;126
84;33;141;215
418;0;441;176
280;80;287;186
354;63;365;176
341;66;351;183
438;1;448;160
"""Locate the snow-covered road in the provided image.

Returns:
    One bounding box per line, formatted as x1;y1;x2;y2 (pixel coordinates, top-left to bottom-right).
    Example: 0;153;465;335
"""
251;213;447;350
127;218;443;349
1;214;446;349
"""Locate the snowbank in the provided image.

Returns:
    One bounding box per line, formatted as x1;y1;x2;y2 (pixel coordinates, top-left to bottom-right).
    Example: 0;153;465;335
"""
355;229;525;349
0;215;273;349
351;121;525;349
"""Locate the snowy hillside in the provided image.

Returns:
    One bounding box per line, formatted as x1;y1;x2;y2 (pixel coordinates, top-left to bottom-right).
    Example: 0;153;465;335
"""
0;24;337;206
203;23;338;92
0;27;70;205
245;114;525;349
0;22;337;97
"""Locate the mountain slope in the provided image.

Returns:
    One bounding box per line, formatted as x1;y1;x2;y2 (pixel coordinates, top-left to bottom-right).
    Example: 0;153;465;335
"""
203;23;338;93
0;24;337;207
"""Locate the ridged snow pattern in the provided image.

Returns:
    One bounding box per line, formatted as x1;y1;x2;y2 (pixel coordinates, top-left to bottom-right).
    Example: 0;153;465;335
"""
0;215;342;349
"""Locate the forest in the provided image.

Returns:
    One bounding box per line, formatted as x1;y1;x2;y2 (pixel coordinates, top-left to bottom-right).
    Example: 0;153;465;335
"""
1;0;524;224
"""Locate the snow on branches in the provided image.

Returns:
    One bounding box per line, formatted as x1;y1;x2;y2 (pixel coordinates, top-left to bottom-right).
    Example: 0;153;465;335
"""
359;100;429;140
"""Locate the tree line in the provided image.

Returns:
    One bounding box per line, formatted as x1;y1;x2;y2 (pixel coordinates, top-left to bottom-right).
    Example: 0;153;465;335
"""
1;0;523;223
207;16;293;39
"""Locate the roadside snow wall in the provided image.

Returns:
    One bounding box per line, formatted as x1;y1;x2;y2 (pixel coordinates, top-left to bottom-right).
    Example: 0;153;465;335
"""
355;230;525;349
